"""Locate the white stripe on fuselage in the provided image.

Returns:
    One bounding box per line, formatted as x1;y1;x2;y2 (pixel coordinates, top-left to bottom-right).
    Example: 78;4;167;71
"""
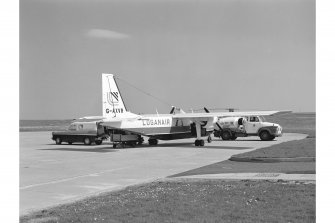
104;115;192;135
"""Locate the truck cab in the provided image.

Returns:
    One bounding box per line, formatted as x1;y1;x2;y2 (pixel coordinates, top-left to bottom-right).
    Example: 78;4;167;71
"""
214;115;282;141
243;116;264;133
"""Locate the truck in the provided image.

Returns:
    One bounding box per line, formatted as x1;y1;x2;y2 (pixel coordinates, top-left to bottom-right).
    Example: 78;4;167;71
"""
52;120;109;145
213;115;283;141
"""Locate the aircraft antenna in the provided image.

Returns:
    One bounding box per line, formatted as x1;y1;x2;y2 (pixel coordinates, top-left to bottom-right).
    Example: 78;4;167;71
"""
115;77;173;107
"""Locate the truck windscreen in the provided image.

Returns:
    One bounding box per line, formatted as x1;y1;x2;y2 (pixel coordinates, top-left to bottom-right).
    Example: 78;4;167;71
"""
259;116;266;122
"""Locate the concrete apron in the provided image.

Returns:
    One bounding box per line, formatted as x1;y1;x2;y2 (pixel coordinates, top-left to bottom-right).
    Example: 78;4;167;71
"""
20;132;307;215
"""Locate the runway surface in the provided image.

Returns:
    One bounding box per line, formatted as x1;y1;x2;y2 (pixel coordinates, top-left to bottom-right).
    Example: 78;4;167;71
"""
20;132;306;215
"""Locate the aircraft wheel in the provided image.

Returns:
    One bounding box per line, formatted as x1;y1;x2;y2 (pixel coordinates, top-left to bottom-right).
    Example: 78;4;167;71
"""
221;131;231;140
207;135;212;143
195;140;200;146
84;137;92;145
200;139;205;146
55;137;62;145
95;140;102;145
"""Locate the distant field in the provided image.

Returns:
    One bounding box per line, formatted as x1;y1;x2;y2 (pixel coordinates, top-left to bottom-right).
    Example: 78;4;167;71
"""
266;112;315;137
20;120;72;132
20;180;315;223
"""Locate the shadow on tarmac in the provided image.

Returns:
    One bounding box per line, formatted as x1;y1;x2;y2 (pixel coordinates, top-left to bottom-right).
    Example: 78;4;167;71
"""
41;143;251;152
39;146;118;153
137;143;251;150
212;139;279;142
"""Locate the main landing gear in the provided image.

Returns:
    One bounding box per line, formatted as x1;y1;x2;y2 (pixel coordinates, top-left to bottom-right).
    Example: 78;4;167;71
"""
207;135;212;143
195;139;205;146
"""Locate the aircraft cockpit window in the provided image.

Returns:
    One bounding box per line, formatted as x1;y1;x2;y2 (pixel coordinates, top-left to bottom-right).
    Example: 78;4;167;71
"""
78;124;83;130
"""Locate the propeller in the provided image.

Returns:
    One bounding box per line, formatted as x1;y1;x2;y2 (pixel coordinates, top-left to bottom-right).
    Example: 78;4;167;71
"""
169;106;175;114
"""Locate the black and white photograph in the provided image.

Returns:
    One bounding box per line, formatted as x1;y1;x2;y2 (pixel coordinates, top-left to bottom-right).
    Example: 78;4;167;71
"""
12;0;319;222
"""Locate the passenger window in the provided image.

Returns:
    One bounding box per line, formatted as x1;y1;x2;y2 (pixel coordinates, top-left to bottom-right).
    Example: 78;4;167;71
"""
254;117;259;122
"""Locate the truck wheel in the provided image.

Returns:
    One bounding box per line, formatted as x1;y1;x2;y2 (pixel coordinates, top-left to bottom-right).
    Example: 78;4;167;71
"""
149;138;158;145
84;137;92;145
269;135;275;140
55;137;62;145
95;140;102;145
260;130;271;141
221;131;231;140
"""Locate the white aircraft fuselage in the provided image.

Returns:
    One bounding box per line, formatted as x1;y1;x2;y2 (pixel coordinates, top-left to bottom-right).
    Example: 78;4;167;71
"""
102;114;211;140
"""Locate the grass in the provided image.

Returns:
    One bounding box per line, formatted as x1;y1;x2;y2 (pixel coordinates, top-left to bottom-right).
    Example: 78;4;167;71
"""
233;137;315;159
20;180;315;223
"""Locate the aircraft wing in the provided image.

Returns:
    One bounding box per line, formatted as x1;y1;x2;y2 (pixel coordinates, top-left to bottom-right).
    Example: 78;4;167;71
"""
172;110;291;120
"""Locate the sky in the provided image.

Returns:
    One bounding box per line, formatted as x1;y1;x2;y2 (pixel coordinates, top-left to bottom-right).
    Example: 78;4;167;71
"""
20;0;315;119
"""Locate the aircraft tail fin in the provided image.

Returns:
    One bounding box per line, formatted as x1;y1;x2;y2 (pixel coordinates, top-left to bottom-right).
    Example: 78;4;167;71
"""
102;73;128;118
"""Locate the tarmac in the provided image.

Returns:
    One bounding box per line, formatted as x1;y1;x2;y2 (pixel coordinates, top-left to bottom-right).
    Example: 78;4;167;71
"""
20;132;308;215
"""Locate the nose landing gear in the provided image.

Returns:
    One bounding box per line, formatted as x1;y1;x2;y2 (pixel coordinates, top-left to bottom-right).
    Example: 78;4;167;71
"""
207;135;212;143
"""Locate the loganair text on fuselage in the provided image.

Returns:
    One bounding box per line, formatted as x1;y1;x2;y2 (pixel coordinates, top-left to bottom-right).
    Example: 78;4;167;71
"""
141;118;171;126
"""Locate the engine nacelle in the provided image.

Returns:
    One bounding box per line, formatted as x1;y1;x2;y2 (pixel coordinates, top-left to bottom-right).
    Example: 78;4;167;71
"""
203;117;217;129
